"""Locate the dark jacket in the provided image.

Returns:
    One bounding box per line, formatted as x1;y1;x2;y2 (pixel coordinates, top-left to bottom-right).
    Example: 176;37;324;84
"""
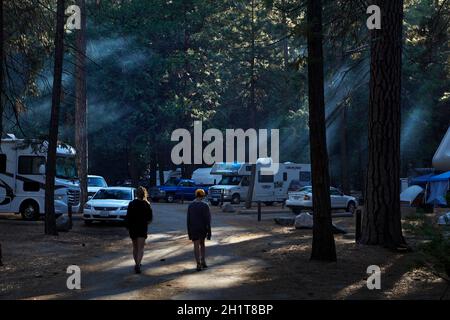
187;200;211;240
125;199;153;239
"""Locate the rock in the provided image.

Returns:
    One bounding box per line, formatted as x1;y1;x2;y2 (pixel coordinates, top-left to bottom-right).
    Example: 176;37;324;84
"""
56;214;71;232
437;212;450;225
292;213;348;234
294;212;313;229
222;203;236;213
274;217;295;226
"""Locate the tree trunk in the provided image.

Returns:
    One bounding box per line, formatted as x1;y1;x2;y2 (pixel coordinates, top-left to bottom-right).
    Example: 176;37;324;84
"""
361;0;405;248
75;0;88;213
158;153;165;185
245;0;257;209
149;158;157;187
45;0;65;236
307;0;336;261
0;0;3;140
281;0;289;69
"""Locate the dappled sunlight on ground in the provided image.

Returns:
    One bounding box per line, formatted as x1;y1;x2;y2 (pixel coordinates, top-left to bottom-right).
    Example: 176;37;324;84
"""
0;204;448;300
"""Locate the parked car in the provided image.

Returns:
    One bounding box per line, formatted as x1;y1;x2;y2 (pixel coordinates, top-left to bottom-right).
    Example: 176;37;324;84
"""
285;186;357;214
87;175;108;198
82;187;136;224
151;178;209;203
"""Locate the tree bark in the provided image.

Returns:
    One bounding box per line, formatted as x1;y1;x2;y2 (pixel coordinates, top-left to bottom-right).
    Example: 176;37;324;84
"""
0;0;3;140
361;0;406;248
75;0;88;213
307;0;336;261
149;158;157;187
45;0;65;236
245;0;257;209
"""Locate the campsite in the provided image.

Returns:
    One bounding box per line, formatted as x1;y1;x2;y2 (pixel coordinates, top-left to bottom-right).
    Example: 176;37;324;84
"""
1;0;449;305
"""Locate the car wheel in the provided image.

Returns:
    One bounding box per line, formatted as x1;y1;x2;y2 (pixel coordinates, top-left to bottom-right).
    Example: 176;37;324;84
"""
20;201;39;221
231;194;240;204
166;194;175;203
347;201;356;214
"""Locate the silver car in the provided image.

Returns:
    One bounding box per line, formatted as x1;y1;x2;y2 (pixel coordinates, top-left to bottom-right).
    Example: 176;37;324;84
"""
285;186;357;214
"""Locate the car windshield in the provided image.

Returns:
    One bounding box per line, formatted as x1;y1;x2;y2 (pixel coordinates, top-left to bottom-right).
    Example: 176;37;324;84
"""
218;176;242;185
164;177;179;186
93;189;132;200
88;177;107;187
56;156;78;179
299;186;313;193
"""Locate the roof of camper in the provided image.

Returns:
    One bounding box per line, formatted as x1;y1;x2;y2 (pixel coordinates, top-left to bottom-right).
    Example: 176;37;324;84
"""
1;135;76;155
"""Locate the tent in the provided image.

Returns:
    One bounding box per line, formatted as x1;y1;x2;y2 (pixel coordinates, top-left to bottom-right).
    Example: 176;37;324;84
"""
410;173;435;185
426;171;450;206
400;185;424;205
429;171;450;182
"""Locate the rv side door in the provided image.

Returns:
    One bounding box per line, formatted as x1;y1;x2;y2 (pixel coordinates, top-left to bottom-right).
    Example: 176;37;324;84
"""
255;171;274;200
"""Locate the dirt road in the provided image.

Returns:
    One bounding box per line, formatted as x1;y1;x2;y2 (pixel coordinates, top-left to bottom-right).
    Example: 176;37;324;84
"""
0;203;447;300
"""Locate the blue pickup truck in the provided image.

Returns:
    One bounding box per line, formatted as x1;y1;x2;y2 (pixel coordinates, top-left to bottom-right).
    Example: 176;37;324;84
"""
150;178;209;203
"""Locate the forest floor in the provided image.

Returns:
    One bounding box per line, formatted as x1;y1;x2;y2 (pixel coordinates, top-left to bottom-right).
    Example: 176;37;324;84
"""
0;203;448;300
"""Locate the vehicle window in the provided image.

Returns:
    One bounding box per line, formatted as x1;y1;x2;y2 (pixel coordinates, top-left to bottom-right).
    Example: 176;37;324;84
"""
18;156;45;175
164;179;178;186
299;186;313;193
88;177;108;187
241;176;250;186
288;180;301;191
330;189;341;196
258;173;274;183
299;171;311;182
56;156;78;179
218;176;242;185
93;189;132;200
23;181;40;192
0;154;6;173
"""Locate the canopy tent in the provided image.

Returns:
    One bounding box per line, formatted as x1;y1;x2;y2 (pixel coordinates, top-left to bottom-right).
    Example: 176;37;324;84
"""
429;171;450;182
410;173;436;185
425;171;450;206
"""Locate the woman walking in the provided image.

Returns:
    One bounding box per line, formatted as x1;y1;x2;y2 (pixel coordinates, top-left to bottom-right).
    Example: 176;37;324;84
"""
125;186;153;274
187;189;211;271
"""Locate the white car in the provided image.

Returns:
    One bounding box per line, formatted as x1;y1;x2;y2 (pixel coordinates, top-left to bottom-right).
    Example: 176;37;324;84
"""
83;187;136;224
285;186;357;214
87;175;108;198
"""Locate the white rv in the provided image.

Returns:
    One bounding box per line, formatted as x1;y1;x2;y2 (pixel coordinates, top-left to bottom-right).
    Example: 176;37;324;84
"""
0;135;80;220
191;167;221;186
208;158;311;205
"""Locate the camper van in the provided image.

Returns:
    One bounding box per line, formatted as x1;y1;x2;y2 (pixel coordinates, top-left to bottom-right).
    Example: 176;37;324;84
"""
0;135;80;220
191;167;221;186
208;158;311;205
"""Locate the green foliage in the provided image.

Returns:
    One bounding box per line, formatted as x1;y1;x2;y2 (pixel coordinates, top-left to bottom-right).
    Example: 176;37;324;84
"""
405;214;450;277
3;0;450;187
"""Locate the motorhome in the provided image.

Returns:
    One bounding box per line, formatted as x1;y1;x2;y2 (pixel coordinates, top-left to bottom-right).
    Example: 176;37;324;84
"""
208;158;311;205
191;167;221;186
0;134;80;220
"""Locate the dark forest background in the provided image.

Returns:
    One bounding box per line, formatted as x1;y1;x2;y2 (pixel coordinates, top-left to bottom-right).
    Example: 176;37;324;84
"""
3;0;449;190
